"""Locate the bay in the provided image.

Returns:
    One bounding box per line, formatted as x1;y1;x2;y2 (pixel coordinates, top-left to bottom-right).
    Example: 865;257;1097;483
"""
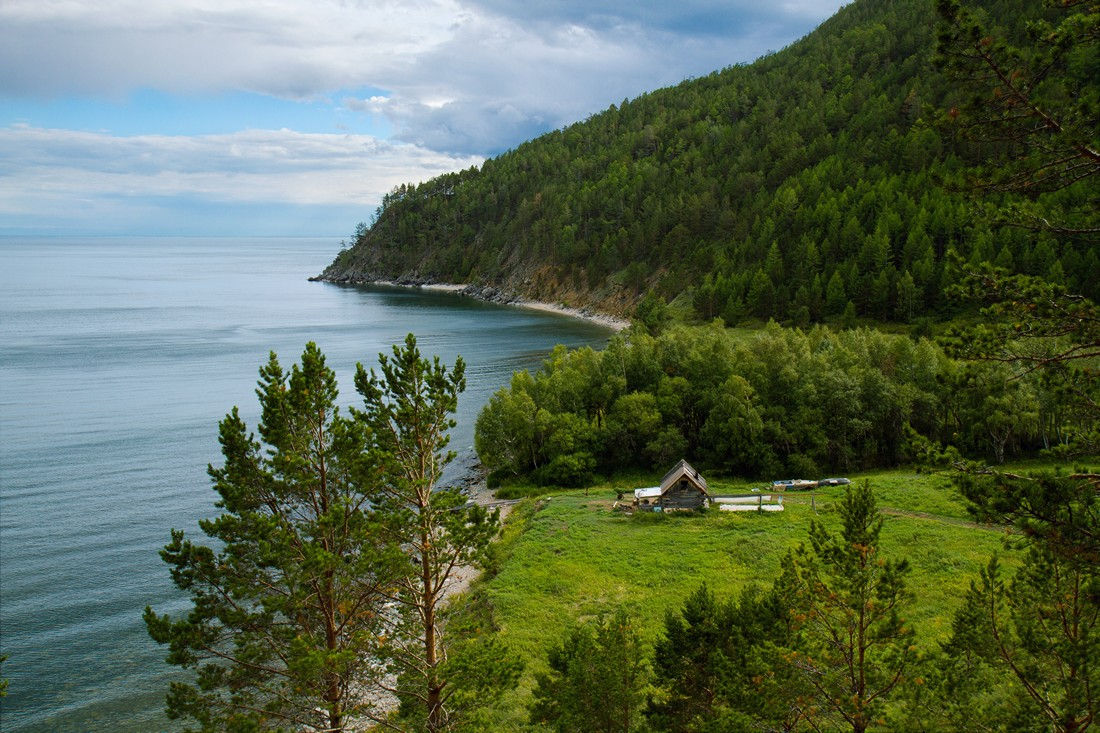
0;236;614;732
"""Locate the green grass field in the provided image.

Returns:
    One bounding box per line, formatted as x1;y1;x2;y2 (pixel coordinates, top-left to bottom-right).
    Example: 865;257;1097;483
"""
461;466;1032;727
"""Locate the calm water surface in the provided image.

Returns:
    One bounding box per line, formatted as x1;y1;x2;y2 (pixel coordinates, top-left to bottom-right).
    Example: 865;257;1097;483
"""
0;236;613;732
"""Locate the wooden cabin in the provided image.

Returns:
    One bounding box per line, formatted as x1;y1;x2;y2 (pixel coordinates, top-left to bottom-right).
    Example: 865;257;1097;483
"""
634;459;710;511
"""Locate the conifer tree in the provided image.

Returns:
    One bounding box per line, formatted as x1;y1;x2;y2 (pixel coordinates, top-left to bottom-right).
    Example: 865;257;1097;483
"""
780;482;916;733
144;343;401;732
648;584;730;732
933;5;1100;727
935;0;1099;238
353;334;506;733
944;547;1099;733
530;608;649;733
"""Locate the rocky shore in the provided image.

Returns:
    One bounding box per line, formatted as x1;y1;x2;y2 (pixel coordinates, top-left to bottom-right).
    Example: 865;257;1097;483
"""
309;274;631;332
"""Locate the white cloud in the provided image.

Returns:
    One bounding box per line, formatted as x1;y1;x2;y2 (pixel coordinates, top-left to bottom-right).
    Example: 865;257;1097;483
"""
1;0;843;153
0;0;845;232
465;0;840;36
0;125;482;230
0;0;467;98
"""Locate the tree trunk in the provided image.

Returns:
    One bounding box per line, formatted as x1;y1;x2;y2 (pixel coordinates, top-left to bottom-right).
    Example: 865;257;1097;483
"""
422;510;445;733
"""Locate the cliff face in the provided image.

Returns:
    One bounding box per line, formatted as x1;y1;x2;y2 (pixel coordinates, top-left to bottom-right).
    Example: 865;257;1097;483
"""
318;0;1100;324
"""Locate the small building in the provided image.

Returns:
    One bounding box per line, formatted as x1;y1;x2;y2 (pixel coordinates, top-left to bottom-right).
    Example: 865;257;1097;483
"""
634;459;710;511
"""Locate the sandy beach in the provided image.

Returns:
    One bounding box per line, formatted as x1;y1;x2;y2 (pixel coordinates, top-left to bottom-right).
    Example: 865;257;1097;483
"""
509;298;631;331
416;282;632;331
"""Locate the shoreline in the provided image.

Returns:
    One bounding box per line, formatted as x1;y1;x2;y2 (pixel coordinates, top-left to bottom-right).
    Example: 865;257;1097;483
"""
508;298;631;332
410;280;632;332
314;276;631;332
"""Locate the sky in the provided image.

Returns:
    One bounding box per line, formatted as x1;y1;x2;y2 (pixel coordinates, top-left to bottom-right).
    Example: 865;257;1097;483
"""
0;0;846;237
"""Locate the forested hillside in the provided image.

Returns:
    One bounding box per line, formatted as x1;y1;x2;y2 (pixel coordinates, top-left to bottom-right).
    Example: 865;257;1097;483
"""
319;0;1099;323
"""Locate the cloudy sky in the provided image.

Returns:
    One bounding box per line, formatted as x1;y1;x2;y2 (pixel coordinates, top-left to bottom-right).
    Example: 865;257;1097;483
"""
1;0;845;236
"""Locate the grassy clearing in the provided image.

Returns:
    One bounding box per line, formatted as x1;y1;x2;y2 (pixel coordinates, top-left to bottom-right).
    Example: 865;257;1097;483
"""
463;461;1079;727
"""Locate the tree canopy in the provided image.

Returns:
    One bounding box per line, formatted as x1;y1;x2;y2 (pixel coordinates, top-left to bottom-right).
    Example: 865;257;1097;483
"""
145;338;516;733
144;343;399;732
474;322;1089;486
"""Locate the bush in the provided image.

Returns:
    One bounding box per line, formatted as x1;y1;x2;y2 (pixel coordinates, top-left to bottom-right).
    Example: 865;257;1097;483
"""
493;484;546;500
532;452;598;488
785;452;819;478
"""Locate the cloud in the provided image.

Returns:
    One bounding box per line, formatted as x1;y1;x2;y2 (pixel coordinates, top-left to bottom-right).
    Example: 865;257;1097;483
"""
0;0;845;233
465;0;833;37
0;125;482;234
339;5;800;155
0;0;463;98
1;0;843;154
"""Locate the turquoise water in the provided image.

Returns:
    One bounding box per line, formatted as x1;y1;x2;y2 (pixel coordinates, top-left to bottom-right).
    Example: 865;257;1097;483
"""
0;237;613;732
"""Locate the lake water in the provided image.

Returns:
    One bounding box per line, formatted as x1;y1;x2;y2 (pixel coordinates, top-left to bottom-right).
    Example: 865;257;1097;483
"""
0;236;614;732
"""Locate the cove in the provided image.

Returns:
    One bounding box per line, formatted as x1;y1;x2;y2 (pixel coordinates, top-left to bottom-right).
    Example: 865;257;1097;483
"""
0;236;614;732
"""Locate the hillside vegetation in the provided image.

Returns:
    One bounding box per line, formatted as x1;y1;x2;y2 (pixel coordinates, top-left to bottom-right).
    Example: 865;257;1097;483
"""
314;0;1100;730
311;0;1100;729
473;321;1096;486
142;0;1099;728
319;0;1098;324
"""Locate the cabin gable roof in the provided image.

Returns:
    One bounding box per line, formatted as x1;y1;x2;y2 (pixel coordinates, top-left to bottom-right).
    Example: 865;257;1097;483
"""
659;459;708;495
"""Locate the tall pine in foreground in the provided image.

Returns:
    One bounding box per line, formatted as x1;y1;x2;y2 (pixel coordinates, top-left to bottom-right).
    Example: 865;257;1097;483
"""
933;4;1100;728
144;343;401;732
943;547;1099;733
353;335;517;733
145;337;515;732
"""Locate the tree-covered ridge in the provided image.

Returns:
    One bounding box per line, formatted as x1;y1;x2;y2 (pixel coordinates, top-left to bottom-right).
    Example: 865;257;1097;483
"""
320;0;1099;322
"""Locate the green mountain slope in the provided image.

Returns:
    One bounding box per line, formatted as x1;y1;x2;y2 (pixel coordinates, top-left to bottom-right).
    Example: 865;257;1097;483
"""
319;0;1100;323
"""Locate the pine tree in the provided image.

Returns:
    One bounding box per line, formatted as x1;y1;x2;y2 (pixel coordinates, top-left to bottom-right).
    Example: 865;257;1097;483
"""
648;584;730;732
944;546;1099;733
780;482;916;733
935;0;1100;591
353;334;506;733
144;343;401;732
531;609;649;733
826;270;848;316
935;0;1100;238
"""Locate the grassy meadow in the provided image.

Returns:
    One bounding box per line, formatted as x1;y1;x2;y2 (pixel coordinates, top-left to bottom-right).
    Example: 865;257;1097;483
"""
460;466;1028;725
